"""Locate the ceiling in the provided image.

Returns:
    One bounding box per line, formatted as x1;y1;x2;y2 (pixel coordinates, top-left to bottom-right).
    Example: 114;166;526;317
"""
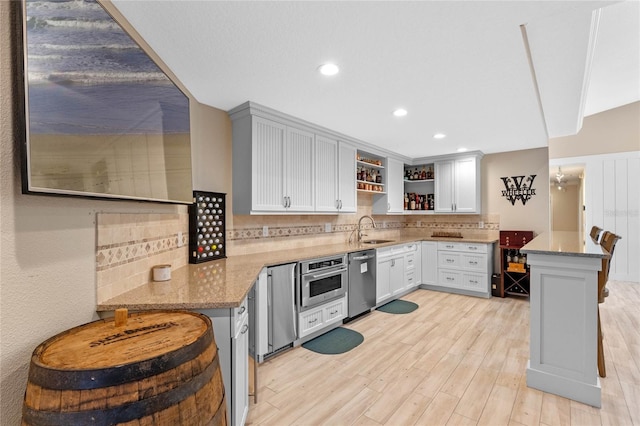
110;0;640;159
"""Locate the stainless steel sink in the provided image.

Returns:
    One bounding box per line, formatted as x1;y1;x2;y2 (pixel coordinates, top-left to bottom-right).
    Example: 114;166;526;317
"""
362;240;395;244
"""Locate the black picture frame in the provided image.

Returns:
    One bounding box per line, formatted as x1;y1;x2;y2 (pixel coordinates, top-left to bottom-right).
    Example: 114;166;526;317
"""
17;0;193;204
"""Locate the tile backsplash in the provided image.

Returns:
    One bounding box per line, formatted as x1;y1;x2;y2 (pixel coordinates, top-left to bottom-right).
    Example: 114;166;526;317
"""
96;194;499;302
96;213;188;303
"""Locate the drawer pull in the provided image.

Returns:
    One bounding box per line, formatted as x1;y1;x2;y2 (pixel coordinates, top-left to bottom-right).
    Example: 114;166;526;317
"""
470;280;478;284
238;306;246;315
241;324;249;334
330;310;338;315
446;277;454;281
309;318;318;324
468;246;478;250
446;259;454;263
469;261;478;265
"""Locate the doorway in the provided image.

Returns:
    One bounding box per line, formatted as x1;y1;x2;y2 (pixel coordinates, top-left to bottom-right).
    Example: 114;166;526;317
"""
549;164;585;232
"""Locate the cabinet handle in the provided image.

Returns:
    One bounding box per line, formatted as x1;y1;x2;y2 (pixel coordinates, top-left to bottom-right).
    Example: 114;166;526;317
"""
446;277;454;281
241;324;249;334
288;196;291;208
283;196;288;208
387;203;391;211
446;259;454;263
470;280;478;284
454;203;457;211
469;261;478;265
309;318;318;324
330;310;338;315
468;246;477;250
238;306;246;315
339;200;343;209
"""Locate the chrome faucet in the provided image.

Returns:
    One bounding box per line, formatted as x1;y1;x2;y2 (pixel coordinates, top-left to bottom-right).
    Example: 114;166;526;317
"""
357;215;376;242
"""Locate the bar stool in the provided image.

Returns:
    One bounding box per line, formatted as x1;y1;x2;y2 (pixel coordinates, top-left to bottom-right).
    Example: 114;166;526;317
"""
597;231;621;378
590;225;603;242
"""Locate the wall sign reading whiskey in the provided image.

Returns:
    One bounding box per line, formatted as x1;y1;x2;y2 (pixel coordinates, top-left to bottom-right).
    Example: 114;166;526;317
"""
189;191;226;263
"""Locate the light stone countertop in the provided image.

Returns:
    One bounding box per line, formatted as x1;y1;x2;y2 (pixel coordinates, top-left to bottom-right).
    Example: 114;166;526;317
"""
96;236;498;312
520;231;609;259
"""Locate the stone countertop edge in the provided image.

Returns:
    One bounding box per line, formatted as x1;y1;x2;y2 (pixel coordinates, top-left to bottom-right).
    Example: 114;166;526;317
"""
96;236;498;312
519;231;609;259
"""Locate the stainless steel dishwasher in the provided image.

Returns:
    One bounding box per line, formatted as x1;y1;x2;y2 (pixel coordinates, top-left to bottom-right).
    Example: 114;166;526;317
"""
348;250;377;319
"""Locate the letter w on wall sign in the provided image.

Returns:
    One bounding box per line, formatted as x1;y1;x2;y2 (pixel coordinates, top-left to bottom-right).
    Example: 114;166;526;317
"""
500;175;537;206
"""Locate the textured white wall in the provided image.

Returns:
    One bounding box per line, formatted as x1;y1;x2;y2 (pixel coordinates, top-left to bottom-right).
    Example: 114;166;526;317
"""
0;4;185;424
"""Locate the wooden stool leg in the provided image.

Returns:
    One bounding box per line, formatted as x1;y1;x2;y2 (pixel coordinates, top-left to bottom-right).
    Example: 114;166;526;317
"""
597;307;606;378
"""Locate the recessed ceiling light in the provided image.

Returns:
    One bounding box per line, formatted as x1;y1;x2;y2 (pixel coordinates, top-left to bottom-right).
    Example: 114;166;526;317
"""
318;63;339;76
433;133;447;139
393;108;408;117
457;147;468;153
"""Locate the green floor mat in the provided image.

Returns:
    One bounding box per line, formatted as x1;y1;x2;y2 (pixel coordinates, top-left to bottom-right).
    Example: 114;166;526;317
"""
376;299;419;314
302;327;364;355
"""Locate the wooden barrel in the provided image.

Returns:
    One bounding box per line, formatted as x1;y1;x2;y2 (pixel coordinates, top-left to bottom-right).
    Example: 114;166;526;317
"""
22;310;227;426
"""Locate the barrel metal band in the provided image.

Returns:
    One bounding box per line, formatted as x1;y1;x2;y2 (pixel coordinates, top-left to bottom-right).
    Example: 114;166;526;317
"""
28;326;214;390
23;352;223;425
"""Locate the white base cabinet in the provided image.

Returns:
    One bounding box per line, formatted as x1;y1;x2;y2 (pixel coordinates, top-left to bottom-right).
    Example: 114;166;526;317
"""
377;243;422;304
421;241;438;285
422;241;493;298
199;294;250;426
298;296;347;339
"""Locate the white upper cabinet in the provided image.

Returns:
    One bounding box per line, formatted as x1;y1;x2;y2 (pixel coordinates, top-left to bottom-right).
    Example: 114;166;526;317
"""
232;114;314;213
251;117;313;212
387;158;405;213
434;155;481;213
315;137;356;213
337;142;357;212
284;126;314;212
231;103;357;214
251;117;287;212
373;157;404;214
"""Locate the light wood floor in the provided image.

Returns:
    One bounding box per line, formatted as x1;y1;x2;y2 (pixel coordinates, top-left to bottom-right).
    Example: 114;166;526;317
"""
247;281;640;426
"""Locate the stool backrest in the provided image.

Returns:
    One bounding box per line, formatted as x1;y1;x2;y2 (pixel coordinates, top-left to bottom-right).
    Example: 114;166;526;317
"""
590;225;603;242
598;231;621;303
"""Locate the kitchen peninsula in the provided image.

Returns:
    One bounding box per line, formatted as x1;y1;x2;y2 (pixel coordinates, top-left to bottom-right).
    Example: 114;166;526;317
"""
97;235;497;426
521;231;609;408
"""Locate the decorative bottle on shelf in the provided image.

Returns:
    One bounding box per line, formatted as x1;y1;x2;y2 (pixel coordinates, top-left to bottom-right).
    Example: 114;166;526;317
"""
506;249;512;263
370;170;376;183
421;166;427;180
427;166;434;180
512;250;519;263
409;194;416;210
404;193;409;210
413;168;419;180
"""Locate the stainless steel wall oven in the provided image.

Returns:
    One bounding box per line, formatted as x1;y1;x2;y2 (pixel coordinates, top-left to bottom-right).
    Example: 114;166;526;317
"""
299;254;348;311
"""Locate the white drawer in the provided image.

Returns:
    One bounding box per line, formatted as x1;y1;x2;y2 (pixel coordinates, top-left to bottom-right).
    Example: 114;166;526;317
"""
460;273;487;292
438;251;461;268
437;241;488;253
323;298;346;323
406;271;416;288
461;253;487;272
438;269;461;288
299;307;325;337
405;253;416;269
234;296;249;334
